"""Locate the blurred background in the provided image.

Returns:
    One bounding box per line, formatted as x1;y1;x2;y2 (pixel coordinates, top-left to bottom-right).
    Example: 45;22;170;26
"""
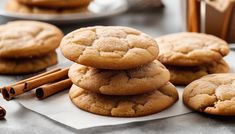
0;0;183;38
1;0;234;43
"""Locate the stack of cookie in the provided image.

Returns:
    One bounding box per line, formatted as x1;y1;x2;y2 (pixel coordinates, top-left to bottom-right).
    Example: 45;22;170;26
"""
6;0;91;14
156;32;230;85
0;20;63;74
60;26;179;117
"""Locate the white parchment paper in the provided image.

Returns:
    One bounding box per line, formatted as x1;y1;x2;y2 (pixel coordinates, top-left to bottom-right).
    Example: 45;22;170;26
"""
14;52;235;130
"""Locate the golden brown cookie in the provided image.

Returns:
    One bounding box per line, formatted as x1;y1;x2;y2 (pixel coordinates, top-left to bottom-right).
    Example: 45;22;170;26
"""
60;26;159;70
69;82;178;117
16;0;91;8
6;0;88;14
169;59;230;85
183;73;235;116
156;32;229;66
0;20;63;58
0;51;57;74
69;60;170;95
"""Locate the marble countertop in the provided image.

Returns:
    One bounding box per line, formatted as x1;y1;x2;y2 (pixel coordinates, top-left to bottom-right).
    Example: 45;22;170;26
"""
1;1;235;134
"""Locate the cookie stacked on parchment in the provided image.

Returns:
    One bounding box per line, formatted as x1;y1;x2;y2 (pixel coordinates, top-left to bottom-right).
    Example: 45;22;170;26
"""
6;0;91;14
60;26;179;117
0;20;63;74
156;32;230;85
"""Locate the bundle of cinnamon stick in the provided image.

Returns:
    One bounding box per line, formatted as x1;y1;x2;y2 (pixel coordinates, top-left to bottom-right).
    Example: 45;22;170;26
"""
187;0;235;41
1;67;72;101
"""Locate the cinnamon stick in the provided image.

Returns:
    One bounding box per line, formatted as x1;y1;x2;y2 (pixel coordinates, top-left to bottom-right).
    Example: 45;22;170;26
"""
187;0;201;32
1;68;69;101
0;106;6;119
24;68;69;91
36;78;72;100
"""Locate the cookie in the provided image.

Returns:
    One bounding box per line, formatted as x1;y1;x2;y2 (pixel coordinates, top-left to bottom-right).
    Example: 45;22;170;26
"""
183;73;235;116
169;59;230;85
16;0;91;8
0;51;57;74
69;82;178;117
6;0;88;14
156;32;229;66
60;26;159;70
69;60;170;95
0;20;63;58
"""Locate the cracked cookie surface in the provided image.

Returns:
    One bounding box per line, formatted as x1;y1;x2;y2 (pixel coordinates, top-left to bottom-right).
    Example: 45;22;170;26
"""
183;73;235;116
0;51;57;74
16;0;91;8
60;26;159;69
6;0;88;14
0;21;63;58
168;59;230;85
69;82;178;117
156;32;229;66
69;60;170;95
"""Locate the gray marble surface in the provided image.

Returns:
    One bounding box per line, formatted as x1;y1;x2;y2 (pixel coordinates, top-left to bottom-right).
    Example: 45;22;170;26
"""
1;1;235;134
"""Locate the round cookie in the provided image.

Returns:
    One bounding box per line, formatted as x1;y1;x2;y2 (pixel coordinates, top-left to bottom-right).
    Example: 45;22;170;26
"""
6;0;88;14
0;51;57;74
0;20;63;58
16;0;91;8
183;73;235;116
60;26;159;70
169;59;230;85
69;82;179;117
69;60;170;95
156;32;229;66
